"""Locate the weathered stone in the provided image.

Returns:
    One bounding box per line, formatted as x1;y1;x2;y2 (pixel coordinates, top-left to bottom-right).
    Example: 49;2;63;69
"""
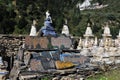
51;36;72;49
25;36;49;49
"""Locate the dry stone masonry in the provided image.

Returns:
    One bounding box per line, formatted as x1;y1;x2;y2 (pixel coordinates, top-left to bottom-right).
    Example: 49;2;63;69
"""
0;35;25;57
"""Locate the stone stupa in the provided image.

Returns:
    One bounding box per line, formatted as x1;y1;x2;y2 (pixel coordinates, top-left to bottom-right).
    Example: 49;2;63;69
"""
117;30;120;39
61;19;69;36
83;23;94;48
116;30;120;47
94;37;98;46
39;10;57;37
29;20;37;36
77;37;82;49
84;23;94;38
102;23;112;47
102;23;111;37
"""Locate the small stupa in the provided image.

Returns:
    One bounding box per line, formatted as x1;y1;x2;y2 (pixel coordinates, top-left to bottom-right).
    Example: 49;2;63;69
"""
83;23;94;48
0;57;3;66
77;37;82;49
61;19;69;36
102;23;112;47
94;37;98;46
29;20;37;36
116;30;120;48
102;23;111;37
117;30;120;39
84;23;94;37
39;10;57;37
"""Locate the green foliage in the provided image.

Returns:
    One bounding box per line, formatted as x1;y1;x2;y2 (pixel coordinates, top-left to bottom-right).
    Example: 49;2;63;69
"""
40;75;52;80
87;68;120;80
0;0;119;38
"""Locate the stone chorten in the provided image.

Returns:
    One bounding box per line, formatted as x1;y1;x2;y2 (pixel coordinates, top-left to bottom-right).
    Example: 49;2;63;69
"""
102;23;111;37
61;19;69;36
77;37;82;49
39;10;57;37
102;23;112;47
84;23;94;37
117;30;120;39
29;20;37;36
83;23;94;48
94;37;98;46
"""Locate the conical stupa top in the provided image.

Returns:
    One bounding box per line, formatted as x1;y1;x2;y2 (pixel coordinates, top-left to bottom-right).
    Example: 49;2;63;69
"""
94;37;98;46
61;24;69;36
61;19;69;36
65;19;67;24
84;23;94;37
78;37;82;46
119;30;120;36
0;57;3;65
29;20;37;36
77;37;82;49
102;22;111;37
46;10;50;19
45;10;52;23
117;30;120;38
39;11;56;37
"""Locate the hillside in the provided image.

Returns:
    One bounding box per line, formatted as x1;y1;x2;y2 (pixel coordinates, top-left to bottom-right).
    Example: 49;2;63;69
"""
0;0;119;38
76;0;120;38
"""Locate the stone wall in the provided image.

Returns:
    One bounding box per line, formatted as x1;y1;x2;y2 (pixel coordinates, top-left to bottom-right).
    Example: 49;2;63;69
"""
0;35;25;57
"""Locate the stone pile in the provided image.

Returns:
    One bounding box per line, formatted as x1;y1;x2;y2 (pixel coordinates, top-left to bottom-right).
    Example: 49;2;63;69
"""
0;35;25;56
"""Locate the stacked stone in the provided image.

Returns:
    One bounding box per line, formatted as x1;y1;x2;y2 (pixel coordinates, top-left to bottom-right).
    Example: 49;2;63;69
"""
0;35;25;57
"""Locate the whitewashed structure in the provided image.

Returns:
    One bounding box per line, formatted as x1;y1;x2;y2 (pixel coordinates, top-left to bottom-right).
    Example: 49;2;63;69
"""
61;19;70;36
29;20;37;36
84;24;94;37
117;30;120;39
102;23;111;37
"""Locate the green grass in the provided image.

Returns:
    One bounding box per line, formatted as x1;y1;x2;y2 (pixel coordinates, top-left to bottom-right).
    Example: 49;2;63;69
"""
87;68;120;80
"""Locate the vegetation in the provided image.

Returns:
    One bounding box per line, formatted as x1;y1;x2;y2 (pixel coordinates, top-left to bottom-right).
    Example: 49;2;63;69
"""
0;0;119;38
87;68;120;80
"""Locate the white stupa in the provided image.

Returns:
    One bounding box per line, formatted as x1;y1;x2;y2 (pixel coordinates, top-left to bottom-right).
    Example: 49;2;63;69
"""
102;23;111;37
46;10;50;19
61;19;69;36
77;37;82;49
29;20;37;36
0;57;3;65
84;23;94;37
46;10;52;23
94;37;98;46
117;30;120;39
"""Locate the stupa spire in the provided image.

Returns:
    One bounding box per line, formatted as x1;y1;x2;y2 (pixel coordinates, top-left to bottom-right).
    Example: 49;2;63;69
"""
29;20;37;36
61;19;69;36
38;11;56;37
94;37;98;46
117;30;120;38
102;22;111;37
84;23;94;37
45;10;52;23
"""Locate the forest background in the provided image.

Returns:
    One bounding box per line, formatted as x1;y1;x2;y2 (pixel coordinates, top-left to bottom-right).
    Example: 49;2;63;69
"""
0;0;120;38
